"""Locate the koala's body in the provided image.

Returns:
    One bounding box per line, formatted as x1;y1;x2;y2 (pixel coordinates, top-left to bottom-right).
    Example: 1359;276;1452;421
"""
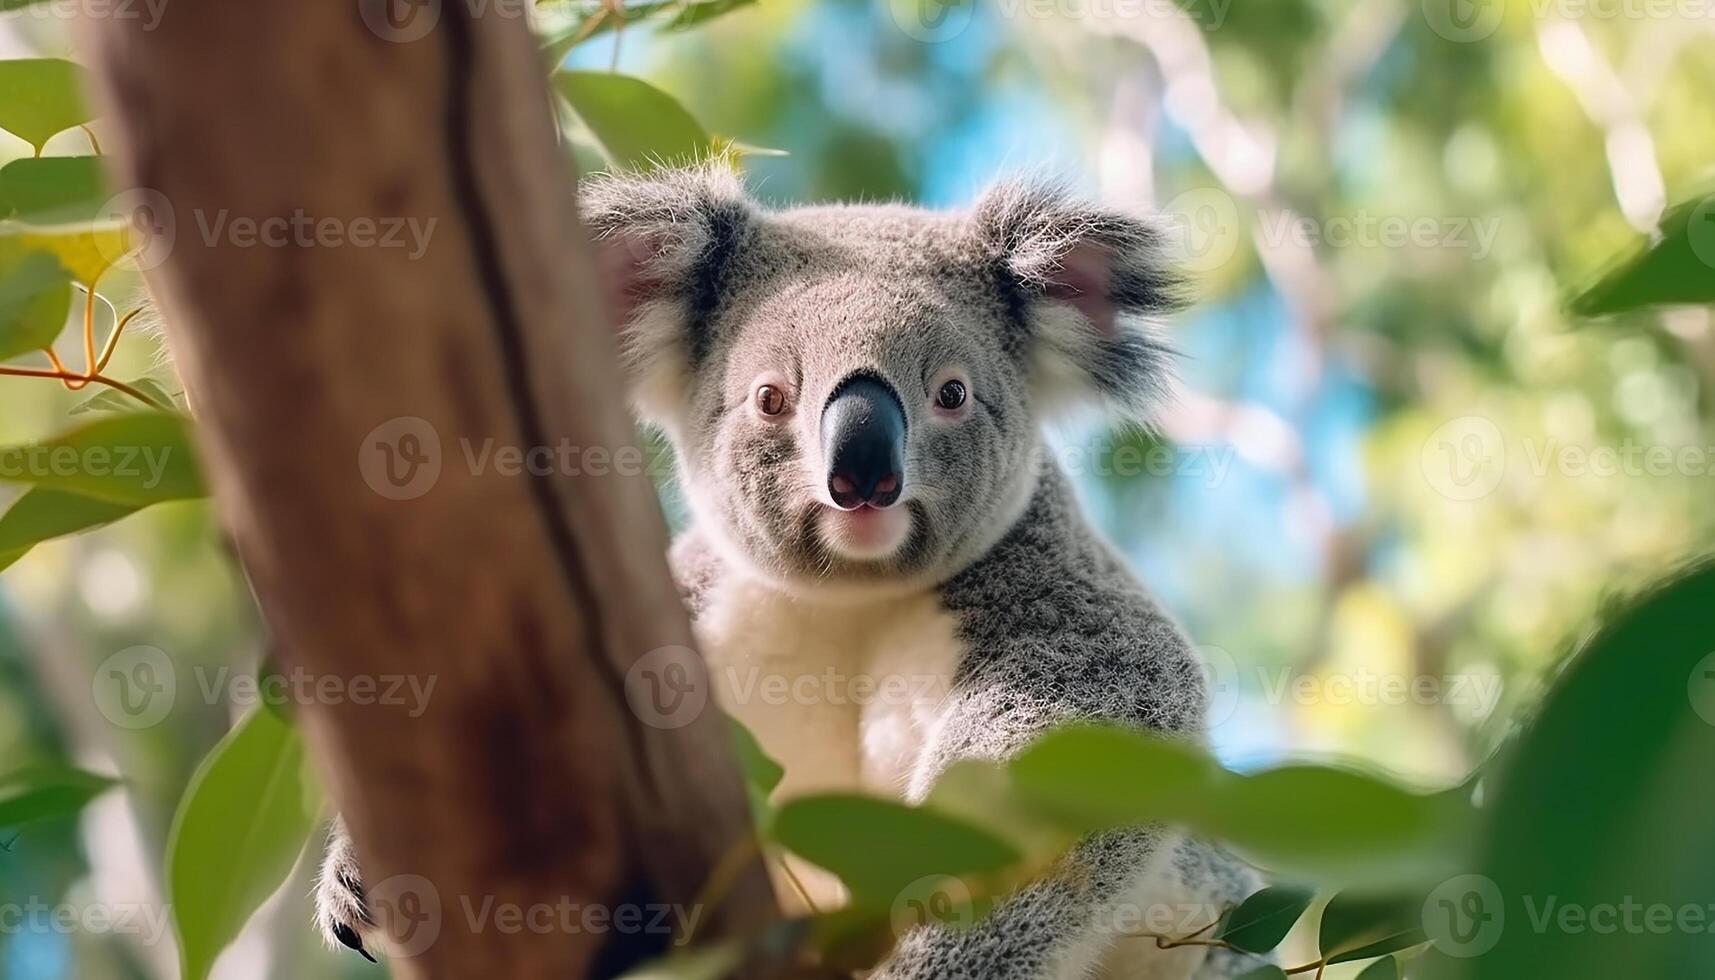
317;166;1261;979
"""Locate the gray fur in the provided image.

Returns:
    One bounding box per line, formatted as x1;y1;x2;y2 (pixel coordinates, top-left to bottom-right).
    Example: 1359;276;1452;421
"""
315;165;1264;978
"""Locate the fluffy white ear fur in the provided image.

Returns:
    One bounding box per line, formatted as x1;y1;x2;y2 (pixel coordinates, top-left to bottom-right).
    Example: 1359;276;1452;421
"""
580;165;753;426
973;180;1184;425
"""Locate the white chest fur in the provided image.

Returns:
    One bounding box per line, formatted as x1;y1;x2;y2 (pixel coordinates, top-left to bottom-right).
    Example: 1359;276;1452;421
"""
693;573;967;801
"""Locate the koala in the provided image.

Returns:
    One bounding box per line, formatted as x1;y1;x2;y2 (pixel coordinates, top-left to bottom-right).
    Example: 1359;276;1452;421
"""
316;165;1263;979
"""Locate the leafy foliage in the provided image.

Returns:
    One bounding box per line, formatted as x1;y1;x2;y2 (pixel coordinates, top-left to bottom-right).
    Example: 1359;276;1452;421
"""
165;708;322;980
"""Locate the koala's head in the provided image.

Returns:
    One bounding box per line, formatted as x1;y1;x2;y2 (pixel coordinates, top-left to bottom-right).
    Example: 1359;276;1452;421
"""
583;165;1182;593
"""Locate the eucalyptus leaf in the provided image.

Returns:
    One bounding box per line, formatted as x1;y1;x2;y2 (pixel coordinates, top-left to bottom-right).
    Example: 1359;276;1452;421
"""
0;486;144;564
166;709;322;980
553;71;713;170
0;155;110;223
0;245;72;360
727;713;783;831
1318;891;1426;965
0;765;116;829
1457;562;1715;979
0;59;96;153
1572;191;1715;316
772;793;1021;903
0;411;203;504
69;377;178;415
1216;885;1314;954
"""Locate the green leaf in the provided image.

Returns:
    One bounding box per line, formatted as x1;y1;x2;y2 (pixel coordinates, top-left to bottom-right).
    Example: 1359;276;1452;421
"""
0;486;144;566
1216;885;1314;954
0;547;24;572
0;244;73;360
553;71;713;170
612;939;744;980
0;765;116;829
1357;955;1401;980
1208;766;1469;890
0;155;110;223
1462;562;1715;979
7;221;135;288
0;0;56;9
1318;891;1426;965
727;714;782;831
167;708;322;980
772;793;1021;903
541;0;757;63
1572;190;1715;315
0;59;96;153
1234;968;1289;980
0;411;204;504
69;377;178;415
658;0;759;32
1007;724;1222;830
1006;725;1469;890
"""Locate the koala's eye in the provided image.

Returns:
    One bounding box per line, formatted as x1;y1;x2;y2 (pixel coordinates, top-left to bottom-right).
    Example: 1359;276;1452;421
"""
755;384;788;417
935;379;968;411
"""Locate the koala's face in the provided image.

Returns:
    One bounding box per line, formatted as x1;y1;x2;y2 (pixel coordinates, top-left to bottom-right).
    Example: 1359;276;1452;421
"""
584;168;1179;591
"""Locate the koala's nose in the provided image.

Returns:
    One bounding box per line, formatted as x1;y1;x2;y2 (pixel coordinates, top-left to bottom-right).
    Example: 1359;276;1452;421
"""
822;375;906;510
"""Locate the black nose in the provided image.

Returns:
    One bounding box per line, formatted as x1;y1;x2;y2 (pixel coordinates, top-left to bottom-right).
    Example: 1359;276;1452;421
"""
822;375;906;510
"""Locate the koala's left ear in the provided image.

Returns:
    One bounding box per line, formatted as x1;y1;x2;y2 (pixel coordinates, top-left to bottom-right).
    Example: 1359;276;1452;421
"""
974;180;1184;422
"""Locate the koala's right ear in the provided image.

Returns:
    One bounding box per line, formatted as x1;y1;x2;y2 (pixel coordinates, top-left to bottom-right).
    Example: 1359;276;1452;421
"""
579;165;755;424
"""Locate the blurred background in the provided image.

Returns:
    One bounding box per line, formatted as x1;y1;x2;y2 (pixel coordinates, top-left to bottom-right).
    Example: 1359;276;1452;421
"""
3;0;1714;975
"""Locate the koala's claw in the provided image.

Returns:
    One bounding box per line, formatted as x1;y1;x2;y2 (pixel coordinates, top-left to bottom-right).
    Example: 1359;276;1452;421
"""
314;818;377;962
332;922;378;963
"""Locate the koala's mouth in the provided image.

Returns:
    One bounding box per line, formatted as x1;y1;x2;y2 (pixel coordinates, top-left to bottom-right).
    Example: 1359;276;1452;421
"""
815;502;913;562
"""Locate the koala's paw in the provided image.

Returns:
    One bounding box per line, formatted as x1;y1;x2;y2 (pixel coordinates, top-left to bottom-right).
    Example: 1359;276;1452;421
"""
313;819;378;963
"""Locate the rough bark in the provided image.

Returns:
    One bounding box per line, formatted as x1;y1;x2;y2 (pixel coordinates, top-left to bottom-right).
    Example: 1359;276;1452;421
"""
80;3;779;977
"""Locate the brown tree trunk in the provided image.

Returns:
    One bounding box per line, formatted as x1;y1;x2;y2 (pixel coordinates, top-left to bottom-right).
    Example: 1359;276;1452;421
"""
79;3;780;977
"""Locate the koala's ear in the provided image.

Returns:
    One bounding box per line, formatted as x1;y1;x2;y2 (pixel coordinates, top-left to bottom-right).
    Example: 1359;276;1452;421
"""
579;164;755;424
974;180;1184;423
